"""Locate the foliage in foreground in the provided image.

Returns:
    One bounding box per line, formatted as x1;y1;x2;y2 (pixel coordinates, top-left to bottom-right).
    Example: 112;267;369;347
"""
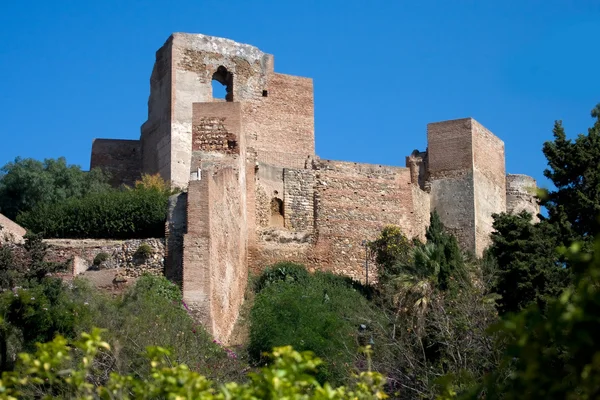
0;329;387;399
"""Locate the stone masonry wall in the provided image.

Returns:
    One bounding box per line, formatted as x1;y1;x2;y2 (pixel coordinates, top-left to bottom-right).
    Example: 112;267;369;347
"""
472;120;506;255
506;174;539;220
182;167;247;344
90;139;142;187
165;192;187;285
428;119;476;252
312;160;418;281
283;168;315;232
141;39;172;182
45;238;165;278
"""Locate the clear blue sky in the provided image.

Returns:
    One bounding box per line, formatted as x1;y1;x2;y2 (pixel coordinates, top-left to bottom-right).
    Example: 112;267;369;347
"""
1;1;599;190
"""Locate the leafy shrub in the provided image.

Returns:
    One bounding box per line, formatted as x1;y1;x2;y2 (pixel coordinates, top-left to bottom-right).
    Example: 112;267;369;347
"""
253;261;310;293
17;187;169;239
0;330;387;399
0;157;110;220
134;243;153;260
92;252;109;266
249;264;384;385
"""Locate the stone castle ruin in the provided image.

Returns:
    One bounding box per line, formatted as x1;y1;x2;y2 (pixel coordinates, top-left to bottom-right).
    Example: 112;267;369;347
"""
90;33;539;342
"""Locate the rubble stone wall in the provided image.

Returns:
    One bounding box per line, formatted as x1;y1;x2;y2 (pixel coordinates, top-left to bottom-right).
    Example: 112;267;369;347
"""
44;238;165;277
506;174;539;220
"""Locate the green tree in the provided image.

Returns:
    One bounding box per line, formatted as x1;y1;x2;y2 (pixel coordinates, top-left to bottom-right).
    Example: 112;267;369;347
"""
488;211;568;315
542;103;600;245
249;266;382;385
0;157;109;220
425;211;469;291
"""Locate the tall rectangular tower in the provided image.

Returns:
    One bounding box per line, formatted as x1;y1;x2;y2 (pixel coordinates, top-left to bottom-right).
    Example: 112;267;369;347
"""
427;118;506;255
139;33;315;188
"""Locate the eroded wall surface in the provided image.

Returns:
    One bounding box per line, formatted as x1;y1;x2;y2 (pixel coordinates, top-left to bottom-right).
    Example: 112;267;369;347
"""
90;139;142;186
427;119;476;251
141;40;173;181
506;174;539;220
182;167;247;343
472;120;506;254
182;101;247;343
312;160;421;280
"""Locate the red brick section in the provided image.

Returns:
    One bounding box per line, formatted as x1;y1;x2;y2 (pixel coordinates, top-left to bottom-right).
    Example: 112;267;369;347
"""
182;179;212;330
182;166;248;343
427;119;476;252
312;160;416;281
472;119;506;254
243;72;314;169
90;139;142;187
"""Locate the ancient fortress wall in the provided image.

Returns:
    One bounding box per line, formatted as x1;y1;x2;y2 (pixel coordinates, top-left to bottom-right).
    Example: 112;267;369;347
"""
428;119;476;251
506;174;540;219
472;120;506;254
183;166;247;341
311;160;418;279
88;32;541;341
140;40;172;180
242;72;314;168
90;139;142;186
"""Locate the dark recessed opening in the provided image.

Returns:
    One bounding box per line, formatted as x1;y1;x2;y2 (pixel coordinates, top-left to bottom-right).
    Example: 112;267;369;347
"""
212;66;233;102
262;90;268;97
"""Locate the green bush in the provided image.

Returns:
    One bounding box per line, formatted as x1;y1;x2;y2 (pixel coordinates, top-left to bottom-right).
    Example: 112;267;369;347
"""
249;265;384;385
134;243;153;260
92;252;109;266
253;261;310;293
17;187;169;239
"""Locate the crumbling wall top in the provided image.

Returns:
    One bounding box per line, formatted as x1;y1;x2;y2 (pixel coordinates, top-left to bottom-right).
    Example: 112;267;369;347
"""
171;33;272;66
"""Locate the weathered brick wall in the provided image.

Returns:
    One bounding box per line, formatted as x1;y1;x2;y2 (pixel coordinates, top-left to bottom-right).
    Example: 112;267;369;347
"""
506;174;539;220
428;119;476;252
182;166;247;343
0;213;26;245
283;168;315;232
428;118;507;255
243;72;315;169
472;120;506;254
192;116;239;154
312;160;417;281
90;139;142;187
254;164;285;228
141;39;172;183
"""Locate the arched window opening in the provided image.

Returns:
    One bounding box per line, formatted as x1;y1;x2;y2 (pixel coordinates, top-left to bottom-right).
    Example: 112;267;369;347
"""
269;197;285;228
212;66;233;101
